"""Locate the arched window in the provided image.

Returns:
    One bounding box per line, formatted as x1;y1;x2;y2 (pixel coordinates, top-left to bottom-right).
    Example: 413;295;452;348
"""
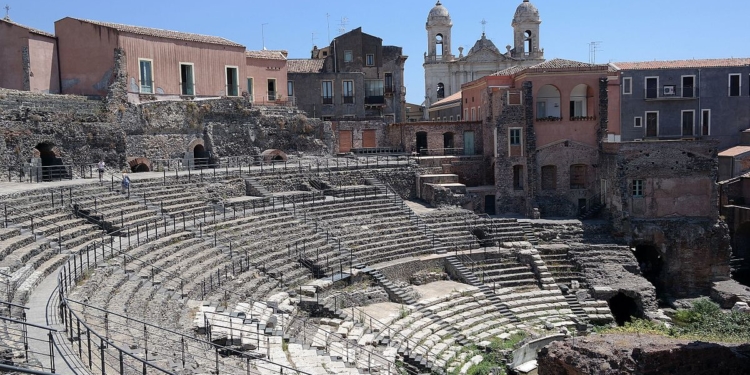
536;85;561;119
437;83;445;99
524;30;533;55
570;84;591;119
541;165;557;191
436;34;444;57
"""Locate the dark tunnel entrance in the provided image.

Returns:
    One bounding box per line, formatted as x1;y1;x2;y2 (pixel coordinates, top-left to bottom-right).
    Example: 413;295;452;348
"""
194;144;209;168
35;142;67;180
131;163;150;173
634;244;665;297
608;292;641;326
732;222;750;286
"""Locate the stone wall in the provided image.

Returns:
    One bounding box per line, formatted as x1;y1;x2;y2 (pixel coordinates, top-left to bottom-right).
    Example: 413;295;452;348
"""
0;87;333;172
538;334;750;375
379;258;444;283
333;120;388;153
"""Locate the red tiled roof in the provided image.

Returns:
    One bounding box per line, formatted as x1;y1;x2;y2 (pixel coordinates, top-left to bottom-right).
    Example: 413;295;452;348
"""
614;58;750;70
491;66;525;76
1;17;55;38
71;18;244;47
287;59;325;73
719;146;750;157
432;91;462;107
245;50;287;60
527;58;608;71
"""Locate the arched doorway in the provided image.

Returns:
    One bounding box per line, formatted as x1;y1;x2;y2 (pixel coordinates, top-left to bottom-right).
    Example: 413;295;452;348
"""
194;144;208;168
128;157;152;173
607;292;641;326
35;142;65;181
733;222;750;286
443;132;455;154
416;132;428;155
634;244;665;297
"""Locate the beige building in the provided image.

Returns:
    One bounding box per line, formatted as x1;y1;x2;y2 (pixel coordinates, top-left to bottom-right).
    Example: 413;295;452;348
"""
423;0;544;117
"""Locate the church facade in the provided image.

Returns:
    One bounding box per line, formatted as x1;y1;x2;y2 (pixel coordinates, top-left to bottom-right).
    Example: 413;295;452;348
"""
423;0;545;117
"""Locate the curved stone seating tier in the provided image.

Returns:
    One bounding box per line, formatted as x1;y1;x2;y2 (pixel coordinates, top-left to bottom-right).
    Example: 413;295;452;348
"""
537;244;589;288
490;218;529;243
468;254;541;293
496;289;576;330
302;196;435;267
420;209;484;250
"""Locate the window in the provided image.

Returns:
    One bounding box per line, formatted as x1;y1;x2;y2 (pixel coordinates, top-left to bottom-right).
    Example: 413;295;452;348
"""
322;81;333;104
645;77;658;99
365;80;384;104
471;108;476;121
510;128;522;146
287;81;294;97
622;77;632;95
478;106;482;121
571;100;584;117
681;110;694;136
541;165;557;191
701;109;711;136
645;111;659;137
225;66;239;96
681;75;695;97
138;59;153;94
632;180;644;197
570;165;586;190
634;117;642;128
464;109;468;121
179;63;194;96
513;165;524;190
267;78;277;101
507;91;522;105
344;50;353;63
729;74;741;96
366;54;375;66
536;101;547;118
456;114;461;121
449;116;453;121
246;78;254;101
342;80;354;104
384;73;393;93
437;83;445;99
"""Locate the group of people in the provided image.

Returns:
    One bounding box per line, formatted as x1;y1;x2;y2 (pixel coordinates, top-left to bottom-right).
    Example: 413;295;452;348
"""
96;159;130;192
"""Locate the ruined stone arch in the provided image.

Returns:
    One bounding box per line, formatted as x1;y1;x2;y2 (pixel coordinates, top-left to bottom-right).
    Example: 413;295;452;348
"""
261;149;288;163
127;157;152;173
186;138;205;153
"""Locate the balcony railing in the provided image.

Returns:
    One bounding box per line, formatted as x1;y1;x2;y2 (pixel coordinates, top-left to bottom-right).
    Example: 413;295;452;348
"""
225;84;239;97
322;96;333;105
646;85;699;100
365;96;385;105
343;95;354;104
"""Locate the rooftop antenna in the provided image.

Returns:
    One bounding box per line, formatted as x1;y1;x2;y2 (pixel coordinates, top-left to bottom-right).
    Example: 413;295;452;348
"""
589;41;603;64
311;32;317;49
261;23;269;50
338;17;348;35
326;13;331;42
3;4;10;20
481;18;487;36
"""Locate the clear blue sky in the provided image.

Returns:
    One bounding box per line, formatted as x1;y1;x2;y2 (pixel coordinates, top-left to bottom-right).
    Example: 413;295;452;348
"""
7;0;750;104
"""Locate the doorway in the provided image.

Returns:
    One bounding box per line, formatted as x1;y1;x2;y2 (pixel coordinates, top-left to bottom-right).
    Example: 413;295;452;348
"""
646;112;658;137
226;67;239;96
634;244;665;297
443;132;455;154
180;63;194;96
463;131;475;155
484;195;496;215
416;132;428;155
608;293;641;326
194;144;208;168
267;79;277;101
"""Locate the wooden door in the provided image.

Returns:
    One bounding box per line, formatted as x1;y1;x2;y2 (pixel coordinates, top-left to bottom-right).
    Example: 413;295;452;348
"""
362;130;377;148
339;130;353;153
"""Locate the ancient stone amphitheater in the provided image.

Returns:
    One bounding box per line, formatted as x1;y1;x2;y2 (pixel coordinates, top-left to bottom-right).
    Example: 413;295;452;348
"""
0;157;655;375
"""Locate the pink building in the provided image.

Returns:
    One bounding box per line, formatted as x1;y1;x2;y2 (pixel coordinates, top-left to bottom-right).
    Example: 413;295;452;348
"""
245;50;289;104
54;18;287;102
0;17;59;93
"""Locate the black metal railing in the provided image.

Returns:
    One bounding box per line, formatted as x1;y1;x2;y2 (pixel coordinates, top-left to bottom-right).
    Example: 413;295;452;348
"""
0;301;57;374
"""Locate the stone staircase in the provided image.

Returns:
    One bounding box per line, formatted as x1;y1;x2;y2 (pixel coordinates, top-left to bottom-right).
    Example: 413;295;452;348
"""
364;269;417;305
518;221;539;246
445;256;518;323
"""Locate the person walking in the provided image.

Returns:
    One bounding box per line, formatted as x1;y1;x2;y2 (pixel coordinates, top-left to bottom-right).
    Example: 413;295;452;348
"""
121;172;130;195
97;160;105;181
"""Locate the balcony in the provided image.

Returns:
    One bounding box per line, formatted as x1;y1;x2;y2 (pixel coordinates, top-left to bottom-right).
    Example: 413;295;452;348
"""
365;96;385;105
645;85;699;101
322;96;333;105
343;95;354;104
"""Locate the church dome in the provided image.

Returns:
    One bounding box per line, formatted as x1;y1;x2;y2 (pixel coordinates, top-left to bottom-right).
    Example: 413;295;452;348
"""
427;1;452;27
512;0;541;25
